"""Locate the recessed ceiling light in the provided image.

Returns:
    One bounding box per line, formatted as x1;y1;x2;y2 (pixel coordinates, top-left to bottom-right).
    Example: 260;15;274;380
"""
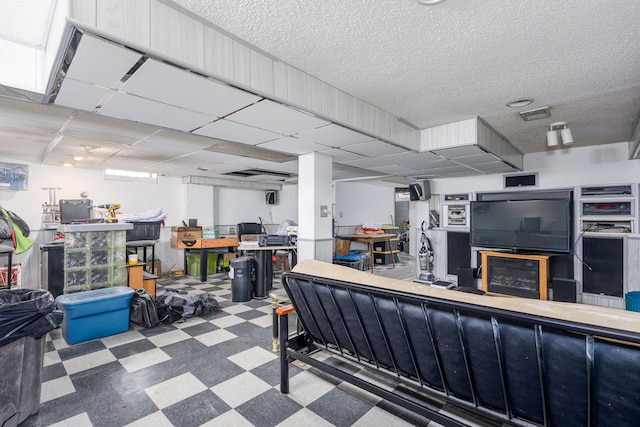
507;98;534;108
416;0;447;5
63;163;73;167
72;155;85;161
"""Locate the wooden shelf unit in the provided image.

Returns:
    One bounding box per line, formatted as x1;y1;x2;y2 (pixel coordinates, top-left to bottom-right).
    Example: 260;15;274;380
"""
480;251;549;300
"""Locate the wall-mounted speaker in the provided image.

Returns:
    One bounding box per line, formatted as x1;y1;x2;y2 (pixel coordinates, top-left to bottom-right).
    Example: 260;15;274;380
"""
409;180;430;201
504;173;537;188
265;190;279;205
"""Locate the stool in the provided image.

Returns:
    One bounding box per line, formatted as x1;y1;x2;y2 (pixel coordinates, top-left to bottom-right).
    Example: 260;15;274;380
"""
0;245;15;289
126;240;157;275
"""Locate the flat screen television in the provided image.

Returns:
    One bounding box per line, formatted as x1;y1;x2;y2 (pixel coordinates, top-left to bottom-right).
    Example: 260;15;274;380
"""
470;198;572;253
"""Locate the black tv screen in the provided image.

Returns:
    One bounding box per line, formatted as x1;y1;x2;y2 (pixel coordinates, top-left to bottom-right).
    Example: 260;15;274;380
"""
470;198;572;253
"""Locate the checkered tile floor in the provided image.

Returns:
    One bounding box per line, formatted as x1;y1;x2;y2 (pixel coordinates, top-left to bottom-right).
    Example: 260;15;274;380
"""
22;263;486;427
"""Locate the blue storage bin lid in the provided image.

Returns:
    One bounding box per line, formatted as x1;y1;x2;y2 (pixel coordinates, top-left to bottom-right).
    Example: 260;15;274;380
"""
55;286;134;308
334;254;366;261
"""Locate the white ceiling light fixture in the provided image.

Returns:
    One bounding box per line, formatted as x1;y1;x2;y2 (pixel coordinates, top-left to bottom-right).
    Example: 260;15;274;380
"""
416;0;447;5
547;121;573;147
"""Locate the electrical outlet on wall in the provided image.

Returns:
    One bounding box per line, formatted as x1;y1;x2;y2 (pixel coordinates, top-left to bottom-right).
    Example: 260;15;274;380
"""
320;205;329;217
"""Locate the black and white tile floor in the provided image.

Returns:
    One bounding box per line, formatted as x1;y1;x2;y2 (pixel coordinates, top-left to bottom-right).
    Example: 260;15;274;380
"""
22;259;489;427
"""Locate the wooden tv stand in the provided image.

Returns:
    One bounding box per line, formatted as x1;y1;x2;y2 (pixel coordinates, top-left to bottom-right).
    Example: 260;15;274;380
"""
480;251;549;300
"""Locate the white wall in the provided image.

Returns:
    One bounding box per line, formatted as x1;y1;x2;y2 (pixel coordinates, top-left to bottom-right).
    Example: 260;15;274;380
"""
216;184;298;232
0;158;183;288
334;181;395;227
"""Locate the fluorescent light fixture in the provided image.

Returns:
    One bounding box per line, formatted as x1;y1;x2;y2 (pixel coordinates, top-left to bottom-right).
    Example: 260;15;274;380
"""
416;0;447;4
104;169;158;183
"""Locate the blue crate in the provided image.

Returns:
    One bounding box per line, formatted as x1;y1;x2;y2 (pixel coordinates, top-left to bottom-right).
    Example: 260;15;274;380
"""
55;286;134;344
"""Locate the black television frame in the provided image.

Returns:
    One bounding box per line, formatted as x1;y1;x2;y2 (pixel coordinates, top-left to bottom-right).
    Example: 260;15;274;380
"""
470;195;573;254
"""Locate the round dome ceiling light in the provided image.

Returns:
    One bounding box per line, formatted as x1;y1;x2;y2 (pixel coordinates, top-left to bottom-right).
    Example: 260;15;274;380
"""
416;0;447;5
506;98;534;108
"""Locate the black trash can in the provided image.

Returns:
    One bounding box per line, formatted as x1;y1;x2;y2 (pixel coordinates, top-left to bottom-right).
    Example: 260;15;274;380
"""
231;256;254;302
0;289;62;426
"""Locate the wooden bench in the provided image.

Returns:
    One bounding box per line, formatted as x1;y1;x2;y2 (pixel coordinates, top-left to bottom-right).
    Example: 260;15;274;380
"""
277;259;640;426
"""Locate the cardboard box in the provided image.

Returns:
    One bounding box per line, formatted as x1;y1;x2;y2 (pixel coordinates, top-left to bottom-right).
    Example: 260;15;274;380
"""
170;226;202;241
55;286;135;344
335;238;351;256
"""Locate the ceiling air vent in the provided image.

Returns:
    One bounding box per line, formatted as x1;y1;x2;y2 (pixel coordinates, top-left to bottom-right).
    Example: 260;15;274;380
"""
223;169;293;179
519;106;551;122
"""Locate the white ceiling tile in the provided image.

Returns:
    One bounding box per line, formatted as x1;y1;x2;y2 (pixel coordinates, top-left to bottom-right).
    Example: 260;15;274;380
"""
98;92;213;131
369;164;417;175
451;153;501;166
121;59;261;116
65;33;143;89
317;148;364;162
342;140;408;157
339;157;390;169
53;79;112;112
295;123;373;147
258;136;328;155
64;112;159;143
226;99;329;135
194;119;282;144
379;151;441;168
432;146;487;159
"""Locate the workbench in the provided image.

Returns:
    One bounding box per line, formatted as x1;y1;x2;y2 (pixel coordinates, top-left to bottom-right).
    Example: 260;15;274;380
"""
171;237;239;281
346;233;398;272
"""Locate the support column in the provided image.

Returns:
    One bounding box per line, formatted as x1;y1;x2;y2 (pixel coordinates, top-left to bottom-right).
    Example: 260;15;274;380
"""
297;153;333;263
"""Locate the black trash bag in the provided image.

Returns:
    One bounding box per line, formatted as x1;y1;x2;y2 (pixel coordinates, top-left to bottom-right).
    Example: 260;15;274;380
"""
0;289;63;346
155;290;202;324
199;293;220;315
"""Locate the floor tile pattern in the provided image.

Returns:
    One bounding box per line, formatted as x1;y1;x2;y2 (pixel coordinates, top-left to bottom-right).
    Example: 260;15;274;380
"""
21;258;490;426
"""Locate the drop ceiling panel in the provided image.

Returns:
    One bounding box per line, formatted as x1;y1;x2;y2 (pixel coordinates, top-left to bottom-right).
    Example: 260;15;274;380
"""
65;33;143;89
341;140;408;157
295;123;374;147
451;153;501;166
432;145;488;159
64;112;161;142
134;131;214;153
369;164;418;175
226;99;329;135
473;162;519;173
338;157;391;169
0;97;72;128
379;151;442;168
120;59;261;116
53;79;112;112
258;136;329;155
224;157;283;169
98;92;213;131
317;148;364;162
194;118;283;145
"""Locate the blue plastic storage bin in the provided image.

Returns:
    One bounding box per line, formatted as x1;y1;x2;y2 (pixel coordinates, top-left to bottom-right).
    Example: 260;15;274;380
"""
626;291;640;312
55;286;135;344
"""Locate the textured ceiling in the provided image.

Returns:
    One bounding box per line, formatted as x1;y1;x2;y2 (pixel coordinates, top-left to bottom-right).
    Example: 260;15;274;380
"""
171;0;640;153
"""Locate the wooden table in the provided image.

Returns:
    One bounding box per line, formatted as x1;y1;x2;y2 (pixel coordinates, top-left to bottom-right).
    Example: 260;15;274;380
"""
171;237;239;281
347;233;398;272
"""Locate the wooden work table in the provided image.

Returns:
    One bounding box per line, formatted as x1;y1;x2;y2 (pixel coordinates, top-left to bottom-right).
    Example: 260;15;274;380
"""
171;237;239;281
346;233;399;272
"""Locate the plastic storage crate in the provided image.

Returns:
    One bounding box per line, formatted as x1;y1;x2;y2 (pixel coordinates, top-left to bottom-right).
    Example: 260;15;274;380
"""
333;252;371;271
126;221;161;241
55;286;135;344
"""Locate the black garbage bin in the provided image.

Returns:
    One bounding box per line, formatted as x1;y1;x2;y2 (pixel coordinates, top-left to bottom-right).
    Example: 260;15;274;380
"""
0;289;62;426
231;256;254;302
